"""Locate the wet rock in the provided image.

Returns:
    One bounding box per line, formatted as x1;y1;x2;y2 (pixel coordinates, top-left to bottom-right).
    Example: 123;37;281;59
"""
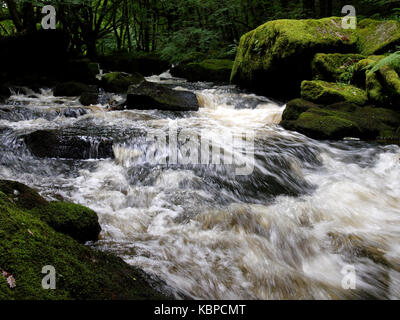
0;106;59;122
0;180;48;210
23;130;114;159
54;82;90;97
127;81;199;111
79;92;98;106
63;107;88;118
101;71;144;93
65;59;99;84
281;99;400;140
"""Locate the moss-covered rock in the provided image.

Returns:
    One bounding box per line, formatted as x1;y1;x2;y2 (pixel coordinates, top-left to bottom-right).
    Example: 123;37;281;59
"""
352;55;384;88
357;19;400;56
65;59;100;84
311;53;365;83
101;72;144;93
54;82;90;97
301;80;368;105
231;17;358;99
0;180;100;243
281;99;400;140
30;202;101;244
0;190;168;300
79;91;98;106
366;55;400;110
171;59;233;83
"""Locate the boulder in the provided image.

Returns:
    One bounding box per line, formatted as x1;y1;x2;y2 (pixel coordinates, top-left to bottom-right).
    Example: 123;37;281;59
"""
97;53;171;76
30;201;101;244
365;52;400;109
127;81;199;111
281;99;400;140
171;59;233;83
352;55;384;88
357;19;400;55
54;82;90;97
0;189;169;300
0;180;48;210
63;107;88;118
231;17;358;99
301;80;368;105
101;72;144;93
65;59;99;84
311;53;365;83
24;130;114;159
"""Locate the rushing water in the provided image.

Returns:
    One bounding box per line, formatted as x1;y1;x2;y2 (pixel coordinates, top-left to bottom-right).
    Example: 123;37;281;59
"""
1;73;400;299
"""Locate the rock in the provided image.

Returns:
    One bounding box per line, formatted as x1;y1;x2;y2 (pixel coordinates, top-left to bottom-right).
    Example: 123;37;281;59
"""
79;92;98;106
24;130;114;159
101;72;144;93
281;99;400;140
365;53;400;109
171;59;233;83
0;189;169;300
301;80;368;105
97;53;171;76
63;107;88;118
54;82;90;97
127;81;199;111
30;201;101;244
0;180;47;210
0;85;10;103
357;19;400;55
352;55;384;89
231;17;358;99
311;53;365;83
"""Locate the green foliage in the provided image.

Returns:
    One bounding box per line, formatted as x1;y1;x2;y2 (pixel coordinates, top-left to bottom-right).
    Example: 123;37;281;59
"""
369;51;400;73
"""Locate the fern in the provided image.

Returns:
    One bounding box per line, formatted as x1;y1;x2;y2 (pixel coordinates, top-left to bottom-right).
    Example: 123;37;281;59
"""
369;51;400;73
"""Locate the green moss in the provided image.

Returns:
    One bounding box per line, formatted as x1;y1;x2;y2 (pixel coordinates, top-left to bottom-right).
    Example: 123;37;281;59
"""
282;98;320;121
30;202;101;244
311;53;365;83
301;80;368;105
352;56;385;88
281;99;400;140
101;72;144;93
231;17;358;98
357;19;400;55
0;180;47;210
0;190;168;300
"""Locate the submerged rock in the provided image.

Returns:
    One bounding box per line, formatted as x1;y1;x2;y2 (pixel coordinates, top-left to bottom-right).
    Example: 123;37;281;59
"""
301;80;368;105
0;186;169;300
127;81;199;111
171;59;233;83
281;98;400;140
23;130;114;159
101;72;144;93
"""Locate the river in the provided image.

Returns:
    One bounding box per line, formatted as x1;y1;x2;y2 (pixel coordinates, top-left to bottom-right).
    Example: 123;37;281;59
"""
1;72;399;299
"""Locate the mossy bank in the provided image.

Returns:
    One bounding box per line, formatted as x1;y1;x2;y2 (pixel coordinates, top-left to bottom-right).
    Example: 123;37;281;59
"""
0;180;170;300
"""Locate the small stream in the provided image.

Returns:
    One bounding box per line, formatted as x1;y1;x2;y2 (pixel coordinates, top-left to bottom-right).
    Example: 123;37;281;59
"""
1;72;400;299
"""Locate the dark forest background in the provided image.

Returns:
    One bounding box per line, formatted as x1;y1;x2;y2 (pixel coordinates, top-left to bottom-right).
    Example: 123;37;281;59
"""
1;0;399;62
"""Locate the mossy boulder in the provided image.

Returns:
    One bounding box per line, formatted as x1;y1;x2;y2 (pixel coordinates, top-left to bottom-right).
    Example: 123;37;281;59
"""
281;99;400;140
101;72;144;93
79;91;98;106
54;82;90;97
366;54;400;109
311;53;365;83
352;55;384;88
0;190;168;300
0;180;100;243
301;80;368;105
65;59;99;84
30;202;101;244
357;19;400;56
171;59;233;83
231;17;358;99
